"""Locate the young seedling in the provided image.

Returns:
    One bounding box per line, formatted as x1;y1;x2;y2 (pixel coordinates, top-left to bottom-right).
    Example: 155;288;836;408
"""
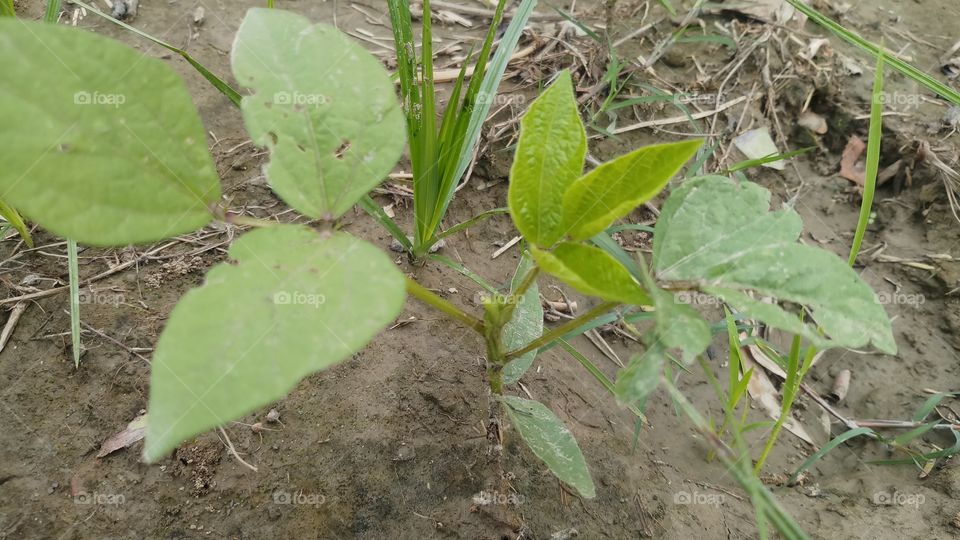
385;0;536;260
0;7;896;518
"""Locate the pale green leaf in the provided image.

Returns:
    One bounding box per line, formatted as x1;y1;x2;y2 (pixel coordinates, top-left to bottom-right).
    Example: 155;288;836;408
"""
499;395;596;498
502;252;544;384
532;242;650;305
144;225;405;461
508;71;586;246
653;176;896;354
0;20;220;246
614;348;665;405
232;8;405;220
562;139;702;241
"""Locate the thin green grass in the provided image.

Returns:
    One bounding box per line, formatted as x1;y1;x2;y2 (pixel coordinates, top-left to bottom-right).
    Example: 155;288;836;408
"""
67;239;81;367
1;0;15;17
848;52;884;265
44;0;60;22
662;378;809;540
786;0;960;107
71;0;241;106
754;334;818;472
42;0;81;368
0;199;33;247
723;147;815;174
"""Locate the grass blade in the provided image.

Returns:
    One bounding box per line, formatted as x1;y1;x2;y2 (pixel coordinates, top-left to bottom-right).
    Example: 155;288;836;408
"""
428;254;499;293
358;195;411;252
789;427;877;484
912;392;956;422
890;422;937;447
786;0;960;107
848;52;884;266
557;338;646;420
435;207;508;241
662;378;809;539
44;0;60;22
1;0;15;17
0;198;33;247
70;0;241;106
656;0;676;16
434;0;536;238
724;147;815;174
67;239;81;367
414;0;439;246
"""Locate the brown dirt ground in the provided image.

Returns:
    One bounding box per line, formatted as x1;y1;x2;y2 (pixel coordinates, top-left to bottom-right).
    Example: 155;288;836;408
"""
2;1;960;539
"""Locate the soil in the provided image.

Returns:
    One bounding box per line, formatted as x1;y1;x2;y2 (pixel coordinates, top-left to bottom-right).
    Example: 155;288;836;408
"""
2;1;960;539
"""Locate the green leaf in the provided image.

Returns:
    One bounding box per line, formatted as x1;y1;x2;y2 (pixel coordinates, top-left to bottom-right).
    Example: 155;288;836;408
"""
653;176;896;354
508;71;586;246
532;242;650;305
499;395;596;498
562;139;702;241
615;348;665;405
0;20;220;246
232;8;405;220
1;0;14;17
502;252;544;384
144;225;406;461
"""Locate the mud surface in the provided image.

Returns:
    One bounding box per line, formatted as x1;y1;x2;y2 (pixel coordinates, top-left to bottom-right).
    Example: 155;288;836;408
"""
2;1;960;539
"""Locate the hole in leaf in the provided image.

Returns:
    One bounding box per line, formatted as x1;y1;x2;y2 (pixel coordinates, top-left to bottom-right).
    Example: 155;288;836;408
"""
334;140;351;159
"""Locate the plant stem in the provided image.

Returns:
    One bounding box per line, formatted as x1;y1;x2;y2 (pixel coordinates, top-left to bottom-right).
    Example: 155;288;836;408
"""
67;239;81;368
503;301;619;361
405;276;485;334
